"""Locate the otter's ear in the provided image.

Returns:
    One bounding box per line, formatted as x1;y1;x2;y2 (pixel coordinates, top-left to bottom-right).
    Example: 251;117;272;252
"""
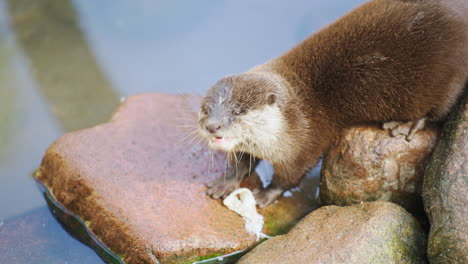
266;93;278;105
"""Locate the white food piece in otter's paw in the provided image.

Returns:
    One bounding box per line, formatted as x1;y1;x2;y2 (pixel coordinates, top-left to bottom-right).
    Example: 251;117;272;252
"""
223;188;269;240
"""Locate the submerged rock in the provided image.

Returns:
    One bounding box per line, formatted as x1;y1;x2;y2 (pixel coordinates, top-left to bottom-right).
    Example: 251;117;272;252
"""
422;94;468;264
237;201;427;264
321;125;439;214
35;93;317;264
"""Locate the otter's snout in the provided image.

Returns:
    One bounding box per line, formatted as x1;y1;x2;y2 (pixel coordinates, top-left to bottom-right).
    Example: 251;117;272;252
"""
205;122;222;134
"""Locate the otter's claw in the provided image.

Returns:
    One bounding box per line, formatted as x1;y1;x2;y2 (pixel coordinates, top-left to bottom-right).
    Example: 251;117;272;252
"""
206;176;241;199
382;118;426;141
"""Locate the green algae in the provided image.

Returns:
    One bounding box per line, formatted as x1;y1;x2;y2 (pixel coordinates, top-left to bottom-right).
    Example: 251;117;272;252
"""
192;253;223;262
168;251;238;264
262;203;304;236
178;253;223;264
263;218;295;236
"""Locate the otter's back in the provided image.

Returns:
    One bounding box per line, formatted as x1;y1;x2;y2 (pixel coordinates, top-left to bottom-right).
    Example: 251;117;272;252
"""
280;0;468;123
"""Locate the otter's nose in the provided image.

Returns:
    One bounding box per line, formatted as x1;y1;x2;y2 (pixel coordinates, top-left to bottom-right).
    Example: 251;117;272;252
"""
206;123;221;134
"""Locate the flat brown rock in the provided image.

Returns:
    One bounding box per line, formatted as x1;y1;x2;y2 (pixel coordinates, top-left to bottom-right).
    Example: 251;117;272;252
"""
35;93;317;264
320;125;439;214
237;201;427;264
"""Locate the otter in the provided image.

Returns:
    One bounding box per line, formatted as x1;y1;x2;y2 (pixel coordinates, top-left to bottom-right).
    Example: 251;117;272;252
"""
198;0;468;207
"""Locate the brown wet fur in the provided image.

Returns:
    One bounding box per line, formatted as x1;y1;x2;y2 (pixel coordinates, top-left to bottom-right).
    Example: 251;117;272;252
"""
200;0;468;207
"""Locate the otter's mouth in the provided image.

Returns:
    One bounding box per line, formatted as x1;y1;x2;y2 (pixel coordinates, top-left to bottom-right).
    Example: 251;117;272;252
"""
208;136;238;151
211;136;229;144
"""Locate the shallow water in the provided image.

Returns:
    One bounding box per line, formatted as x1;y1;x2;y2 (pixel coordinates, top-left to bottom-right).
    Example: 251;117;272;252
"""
0;0;365;263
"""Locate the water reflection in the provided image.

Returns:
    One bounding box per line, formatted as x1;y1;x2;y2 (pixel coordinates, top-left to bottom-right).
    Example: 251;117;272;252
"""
0;206;104;264
0;0;62;219
7;0;120;132
0;37;18;160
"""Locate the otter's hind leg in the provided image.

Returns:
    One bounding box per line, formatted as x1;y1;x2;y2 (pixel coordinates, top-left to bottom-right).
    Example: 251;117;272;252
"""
253;163;308;208
382;117;426;141
207;153;259;199
253;182;285;208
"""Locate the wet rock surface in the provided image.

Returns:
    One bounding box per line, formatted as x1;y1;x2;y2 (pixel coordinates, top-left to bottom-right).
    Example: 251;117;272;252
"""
237;201;427;264
35;93;318;264
423;94;468;264
321;125;440;214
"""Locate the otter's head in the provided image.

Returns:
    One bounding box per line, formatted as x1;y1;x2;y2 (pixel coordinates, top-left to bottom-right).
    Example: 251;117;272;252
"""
198;73;284;153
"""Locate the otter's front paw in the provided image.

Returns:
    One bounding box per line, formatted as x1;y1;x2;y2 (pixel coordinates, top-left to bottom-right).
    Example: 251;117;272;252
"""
253;187;284;208
206;176;241;199
382;118;426;141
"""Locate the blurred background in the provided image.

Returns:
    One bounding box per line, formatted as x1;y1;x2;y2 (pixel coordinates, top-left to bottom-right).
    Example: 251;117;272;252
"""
0;0;365;263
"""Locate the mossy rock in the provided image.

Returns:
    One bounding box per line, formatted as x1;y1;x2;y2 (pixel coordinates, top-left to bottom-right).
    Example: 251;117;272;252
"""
422;93;468;264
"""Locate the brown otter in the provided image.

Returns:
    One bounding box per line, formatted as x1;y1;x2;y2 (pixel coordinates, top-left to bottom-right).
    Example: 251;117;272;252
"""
198;0;468;207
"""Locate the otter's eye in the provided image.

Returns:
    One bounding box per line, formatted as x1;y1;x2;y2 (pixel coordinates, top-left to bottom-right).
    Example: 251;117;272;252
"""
233;110;241;116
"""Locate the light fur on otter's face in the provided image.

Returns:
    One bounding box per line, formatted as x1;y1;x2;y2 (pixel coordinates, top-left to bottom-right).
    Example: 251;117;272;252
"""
198;74;285;158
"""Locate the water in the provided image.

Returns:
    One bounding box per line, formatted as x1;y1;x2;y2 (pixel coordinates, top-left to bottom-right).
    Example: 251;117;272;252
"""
0;0;365;263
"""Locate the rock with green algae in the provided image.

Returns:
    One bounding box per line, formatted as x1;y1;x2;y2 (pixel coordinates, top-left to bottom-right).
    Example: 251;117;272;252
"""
422;93;468;264
237;201;427;264
35;93;319;264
